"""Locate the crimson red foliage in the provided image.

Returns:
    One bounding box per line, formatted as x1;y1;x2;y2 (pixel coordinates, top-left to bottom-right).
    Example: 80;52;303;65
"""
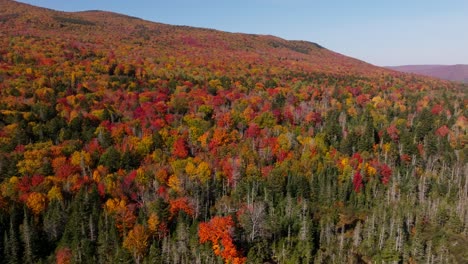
172;137;189;159
379;164;392;185
353;171;363;193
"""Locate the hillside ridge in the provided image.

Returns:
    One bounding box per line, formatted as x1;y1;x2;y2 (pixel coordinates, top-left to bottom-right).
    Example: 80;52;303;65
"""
2;0;394;78
388;64;468;83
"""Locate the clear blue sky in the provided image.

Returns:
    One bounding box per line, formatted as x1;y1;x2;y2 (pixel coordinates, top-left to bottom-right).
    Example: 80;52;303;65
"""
17;0;468;66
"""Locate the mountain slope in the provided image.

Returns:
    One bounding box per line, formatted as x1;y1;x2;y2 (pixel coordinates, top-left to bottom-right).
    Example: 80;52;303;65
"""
388;64;468;83
2;0;392;78
0;1;466;263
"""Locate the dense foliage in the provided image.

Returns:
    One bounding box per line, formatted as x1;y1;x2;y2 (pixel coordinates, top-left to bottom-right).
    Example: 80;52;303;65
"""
0;1;467;263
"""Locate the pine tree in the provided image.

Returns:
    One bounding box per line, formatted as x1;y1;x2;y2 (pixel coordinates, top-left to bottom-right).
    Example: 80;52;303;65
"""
144;241;163;264
43;201;66;243
4;219;20;264
20;209;35;264
99;146;121;172
97;211;123;264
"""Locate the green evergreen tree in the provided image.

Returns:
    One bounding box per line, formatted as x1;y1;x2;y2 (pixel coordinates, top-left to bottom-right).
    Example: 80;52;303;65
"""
20;209;35;264
4;219;20;264
99;146;121;172
144;241;163;264
43;200;66;243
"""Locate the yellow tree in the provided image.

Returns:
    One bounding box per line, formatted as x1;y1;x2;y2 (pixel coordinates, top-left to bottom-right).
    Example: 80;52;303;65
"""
196;161;211;184
71;150;92;176
123;224;149;264
17;142;52;176
147;212;160;235
105;198;136;234
26;192;48;215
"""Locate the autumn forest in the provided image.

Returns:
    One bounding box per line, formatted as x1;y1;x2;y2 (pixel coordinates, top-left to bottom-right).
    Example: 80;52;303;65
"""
0;0;467;263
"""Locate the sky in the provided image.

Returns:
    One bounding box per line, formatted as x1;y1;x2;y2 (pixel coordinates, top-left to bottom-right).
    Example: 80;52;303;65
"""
17;0;468;66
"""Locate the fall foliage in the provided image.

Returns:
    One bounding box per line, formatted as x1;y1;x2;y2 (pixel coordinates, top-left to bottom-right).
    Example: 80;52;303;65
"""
123;224;149;263
199;216;246;263
0;0;466;263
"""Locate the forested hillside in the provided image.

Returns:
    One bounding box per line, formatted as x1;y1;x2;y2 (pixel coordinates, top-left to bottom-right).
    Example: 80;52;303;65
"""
0;0;467;263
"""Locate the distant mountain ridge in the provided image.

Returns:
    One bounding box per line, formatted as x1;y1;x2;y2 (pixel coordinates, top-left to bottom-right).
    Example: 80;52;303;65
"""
387;64;468;83
0;0;400;78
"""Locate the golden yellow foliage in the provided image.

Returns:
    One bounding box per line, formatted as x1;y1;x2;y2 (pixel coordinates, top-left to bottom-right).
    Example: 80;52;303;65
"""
196;161;211;184
185;161;197;178
104;173;118;195
340;157;349;168
382;143;391;154
135;167;150;186
123;224;149;261
277;133;292;150
17;147;49;176
105;197;127;214
34;87;54;100
167;175;181;193
147;213;160;235
208;79;222;89
90;109;106;120
365;163;377;177
1;176;19;199
245;163;260;178
70;150;91;168
47;186;63;201
296;135;312;146
136;135;153;156
26;192;47;215
92;165;108;183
